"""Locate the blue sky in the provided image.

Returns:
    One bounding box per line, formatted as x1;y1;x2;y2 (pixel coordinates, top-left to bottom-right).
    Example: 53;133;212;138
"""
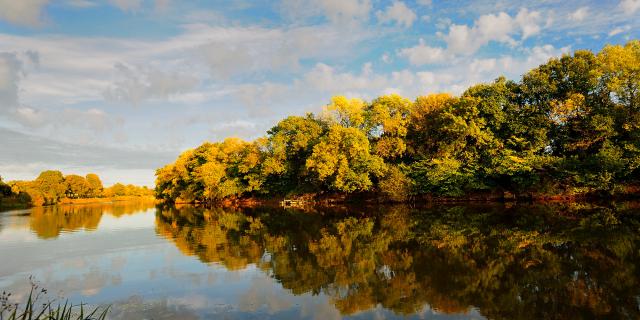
0;0;638;186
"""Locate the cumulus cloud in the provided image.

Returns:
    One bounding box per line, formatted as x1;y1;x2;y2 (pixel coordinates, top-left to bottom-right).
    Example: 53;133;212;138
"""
234;82;291;116
0;50;121;143
13;106;46;127
0;51;42;126
280;0;371;24
568;7;589;22
303;62;387;94
376;1;417;28
619;0;640;14
608;25;631;37
188;24;373;79
398;8;545;65
0;127;174;186
398;39;448;65
446;8;543;55
468;45;570;77
108;0;143;12
0;52;23;107
0;0;49;27
0;21;374;117
65;0;97;8
318;0;371;23
104;63;199;104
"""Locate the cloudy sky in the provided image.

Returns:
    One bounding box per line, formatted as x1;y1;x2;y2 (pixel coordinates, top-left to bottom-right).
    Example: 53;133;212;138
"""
0;0;638;186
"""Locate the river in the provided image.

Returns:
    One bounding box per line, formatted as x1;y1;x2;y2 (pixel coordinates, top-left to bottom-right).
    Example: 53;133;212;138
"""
1;201;639;319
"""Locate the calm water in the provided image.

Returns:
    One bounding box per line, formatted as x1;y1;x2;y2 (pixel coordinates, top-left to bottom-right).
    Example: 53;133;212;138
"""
1;202;640;319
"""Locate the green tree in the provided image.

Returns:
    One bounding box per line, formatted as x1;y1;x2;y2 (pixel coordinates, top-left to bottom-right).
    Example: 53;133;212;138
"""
261;115;324;194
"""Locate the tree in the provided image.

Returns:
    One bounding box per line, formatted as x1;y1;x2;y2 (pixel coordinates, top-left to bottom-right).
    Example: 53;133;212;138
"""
35;170;66;204
0;175;12;197
110;183;126;196
366;94;412;160
321;96;367;129
261;115;324;194
378;165;411;201
152;40;640;201
306;125;385;193
406;93;457;158
85;173;103;197
64;175;91;198
598;40;640;178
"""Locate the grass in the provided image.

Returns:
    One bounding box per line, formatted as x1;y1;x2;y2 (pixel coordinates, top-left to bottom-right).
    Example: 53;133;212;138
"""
0;278;109;320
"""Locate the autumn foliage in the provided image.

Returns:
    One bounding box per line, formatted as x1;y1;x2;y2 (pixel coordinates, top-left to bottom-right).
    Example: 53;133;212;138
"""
2;171;153;207
156;41;640;202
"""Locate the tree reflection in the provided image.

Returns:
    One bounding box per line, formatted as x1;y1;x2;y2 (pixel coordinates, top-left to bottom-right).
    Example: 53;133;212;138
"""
28;201;156;238
155;203;640;319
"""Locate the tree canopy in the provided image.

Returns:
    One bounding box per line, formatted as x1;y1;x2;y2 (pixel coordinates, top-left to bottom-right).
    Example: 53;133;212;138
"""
156;40;640;203
4;171;153;207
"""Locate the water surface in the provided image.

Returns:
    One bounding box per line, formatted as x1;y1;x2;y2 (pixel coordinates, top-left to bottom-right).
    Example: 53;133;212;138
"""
1;202;640;319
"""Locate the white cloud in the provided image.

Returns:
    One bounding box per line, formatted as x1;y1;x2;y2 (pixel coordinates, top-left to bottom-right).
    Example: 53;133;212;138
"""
0;51;42;127
65;0;96;8
234;82;291;116
608;25;631;37
317;0;371;24
303;63;387;94
13;106;46;127
446;9;543;55
514;8;543;39
619;0;640;14
305;44;569;99
0;0;49;26
107;0;170;13
280;0;371;24
399;8;545;65
104;63;199;104
467;45;570;78
398;39;448;65
0;23;373;107
435;17;451;29
0;50;122;141
108;0;143;12
0;52;23;107
188;23;372;79
0;127;174;186
376;1;417;28
568;7;589;22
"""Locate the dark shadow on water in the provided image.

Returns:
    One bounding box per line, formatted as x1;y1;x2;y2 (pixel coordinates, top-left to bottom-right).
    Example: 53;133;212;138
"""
154;202;640;319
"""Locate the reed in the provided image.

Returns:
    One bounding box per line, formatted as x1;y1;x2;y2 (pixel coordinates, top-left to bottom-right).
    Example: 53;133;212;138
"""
0;278;109;320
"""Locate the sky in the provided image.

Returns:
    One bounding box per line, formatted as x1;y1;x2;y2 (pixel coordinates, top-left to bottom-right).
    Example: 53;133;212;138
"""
0;0;638;187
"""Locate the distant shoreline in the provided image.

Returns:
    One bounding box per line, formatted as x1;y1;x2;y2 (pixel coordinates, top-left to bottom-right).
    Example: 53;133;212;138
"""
0;196;156;211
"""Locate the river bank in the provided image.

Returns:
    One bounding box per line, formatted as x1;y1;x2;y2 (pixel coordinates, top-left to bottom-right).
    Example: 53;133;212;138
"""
0;196;156;212
161;184;640;208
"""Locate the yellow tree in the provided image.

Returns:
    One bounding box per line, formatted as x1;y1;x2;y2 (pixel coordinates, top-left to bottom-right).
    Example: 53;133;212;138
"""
306;125;385;193
321;96;367;129
64;174;91;198
366;94;413;160
85;173;103;197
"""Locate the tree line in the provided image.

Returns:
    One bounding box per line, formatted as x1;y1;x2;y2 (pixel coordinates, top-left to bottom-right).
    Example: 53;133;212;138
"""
156;40;640;203
0;171;153;207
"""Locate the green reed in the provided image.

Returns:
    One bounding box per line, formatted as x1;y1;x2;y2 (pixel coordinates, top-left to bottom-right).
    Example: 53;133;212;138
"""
0;278;109;320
